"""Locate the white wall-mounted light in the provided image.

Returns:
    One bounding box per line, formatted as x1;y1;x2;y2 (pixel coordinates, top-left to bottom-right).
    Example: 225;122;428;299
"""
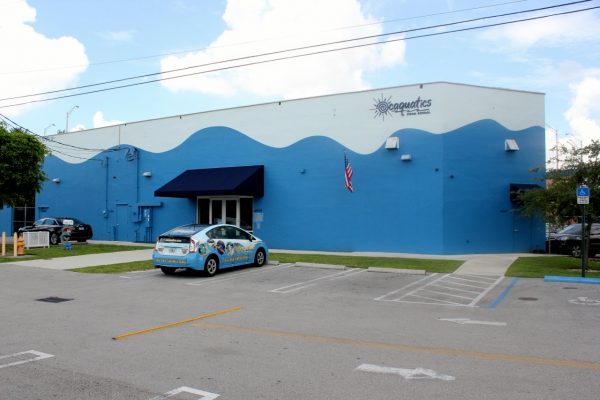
385;137;399;150
142;171;152;177
401;154;412;161
52;178;61;183
505;139;519;151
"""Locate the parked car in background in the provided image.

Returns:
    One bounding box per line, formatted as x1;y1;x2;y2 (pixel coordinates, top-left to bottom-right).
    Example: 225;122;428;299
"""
153;223;268;276
546;223;600;258
18;217;93;245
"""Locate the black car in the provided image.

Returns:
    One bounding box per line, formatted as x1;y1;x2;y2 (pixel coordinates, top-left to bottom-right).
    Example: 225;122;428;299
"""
546;223;600;258
18;217;93;245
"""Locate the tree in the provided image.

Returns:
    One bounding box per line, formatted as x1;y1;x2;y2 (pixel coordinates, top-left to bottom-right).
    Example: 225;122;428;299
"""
520;140;599;227
0;123;48;207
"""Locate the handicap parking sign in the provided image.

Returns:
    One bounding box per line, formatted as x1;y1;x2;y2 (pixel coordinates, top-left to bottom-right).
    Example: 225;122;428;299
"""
577;186;590;197
577;185;590;204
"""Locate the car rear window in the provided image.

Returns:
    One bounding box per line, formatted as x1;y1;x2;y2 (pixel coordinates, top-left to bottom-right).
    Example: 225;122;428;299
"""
159;224;209;241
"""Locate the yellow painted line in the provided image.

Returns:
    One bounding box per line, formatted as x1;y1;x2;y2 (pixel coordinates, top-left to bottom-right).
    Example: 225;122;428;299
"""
195;322;600;371
112;307;242;340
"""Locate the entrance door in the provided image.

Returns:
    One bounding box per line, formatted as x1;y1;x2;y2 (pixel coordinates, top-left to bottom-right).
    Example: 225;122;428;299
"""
196;197;253;230
209;199;237;225
115;204;130;241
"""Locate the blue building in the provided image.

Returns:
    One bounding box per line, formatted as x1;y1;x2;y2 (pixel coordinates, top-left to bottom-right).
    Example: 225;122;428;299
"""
0;82;546;254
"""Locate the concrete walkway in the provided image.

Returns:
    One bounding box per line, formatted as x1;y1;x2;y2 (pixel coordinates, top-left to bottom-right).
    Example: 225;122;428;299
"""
3;243;535;275
7;249;153;270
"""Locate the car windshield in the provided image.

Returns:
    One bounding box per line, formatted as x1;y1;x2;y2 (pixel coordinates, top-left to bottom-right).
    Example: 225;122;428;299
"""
557;224;582;235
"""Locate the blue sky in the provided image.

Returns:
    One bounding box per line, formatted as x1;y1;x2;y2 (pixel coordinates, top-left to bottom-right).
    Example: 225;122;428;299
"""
1;0;599;158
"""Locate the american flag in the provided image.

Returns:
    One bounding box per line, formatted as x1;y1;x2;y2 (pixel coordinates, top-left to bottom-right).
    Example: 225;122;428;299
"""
344;153;354;192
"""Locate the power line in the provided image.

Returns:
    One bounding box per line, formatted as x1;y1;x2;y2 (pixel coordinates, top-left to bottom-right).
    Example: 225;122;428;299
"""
0;112;115;154
0;0;531;76
0;0;587;103
0;4;596;108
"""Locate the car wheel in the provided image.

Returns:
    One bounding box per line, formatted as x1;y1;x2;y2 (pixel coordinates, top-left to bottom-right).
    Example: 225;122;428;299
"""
254;249;266;267
204;256;219;277
161;267;176;275
77;239;86;243
571;244;582;258
50;232;59;245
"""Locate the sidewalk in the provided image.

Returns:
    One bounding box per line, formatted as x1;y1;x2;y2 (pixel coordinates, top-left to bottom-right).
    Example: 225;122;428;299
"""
7;249;153;270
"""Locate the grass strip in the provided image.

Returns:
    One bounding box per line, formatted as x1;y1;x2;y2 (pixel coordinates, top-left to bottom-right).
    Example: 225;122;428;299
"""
0;244;150;263
69;260;155;273
507;256;600;278
270;252;463;273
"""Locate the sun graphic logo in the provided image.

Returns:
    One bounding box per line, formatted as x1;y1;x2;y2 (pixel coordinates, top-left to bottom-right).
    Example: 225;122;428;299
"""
372;95;393;120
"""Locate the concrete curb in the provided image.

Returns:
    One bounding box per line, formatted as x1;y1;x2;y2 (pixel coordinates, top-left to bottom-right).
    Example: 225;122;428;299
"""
267;260;280;266
367;267;426;275
544;276;600;285
294;262;346;270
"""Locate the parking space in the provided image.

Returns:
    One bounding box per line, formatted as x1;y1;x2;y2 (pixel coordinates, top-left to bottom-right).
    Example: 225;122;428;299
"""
2;262;600;399
121;265;506;308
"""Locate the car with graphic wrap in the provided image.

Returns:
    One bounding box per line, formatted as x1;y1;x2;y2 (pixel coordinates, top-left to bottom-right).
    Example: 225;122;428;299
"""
152;224;268;276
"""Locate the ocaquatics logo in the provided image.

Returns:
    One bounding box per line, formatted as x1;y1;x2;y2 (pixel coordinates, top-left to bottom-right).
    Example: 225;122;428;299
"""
372;94;432;120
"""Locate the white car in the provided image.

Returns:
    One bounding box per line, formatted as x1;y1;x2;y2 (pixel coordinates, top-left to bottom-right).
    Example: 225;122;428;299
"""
152;224;268;276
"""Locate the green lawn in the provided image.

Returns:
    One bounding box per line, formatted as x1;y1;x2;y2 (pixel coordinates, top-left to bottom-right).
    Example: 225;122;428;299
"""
506;256;600;278
0;243;150;263
70;253;463;274
270;252;463;272
70;260;155;273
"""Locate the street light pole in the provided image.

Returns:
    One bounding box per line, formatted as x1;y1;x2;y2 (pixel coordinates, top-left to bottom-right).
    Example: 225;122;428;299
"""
545;124;559;170
43;123;55;136
66;105;79;133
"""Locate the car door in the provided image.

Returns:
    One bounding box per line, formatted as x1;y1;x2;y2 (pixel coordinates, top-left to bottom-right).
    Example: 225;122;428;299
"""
224;226;253;266
207;226;232;268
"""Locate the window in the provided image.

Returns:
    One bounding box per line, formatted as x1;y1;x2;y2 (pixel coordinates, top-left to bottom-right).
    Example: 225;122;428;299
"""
12;200;35;233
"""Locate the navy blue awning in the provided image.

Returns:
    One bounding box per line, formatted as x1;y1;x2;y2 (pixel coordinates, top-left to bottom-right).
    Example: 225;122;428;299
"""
154;165;264;198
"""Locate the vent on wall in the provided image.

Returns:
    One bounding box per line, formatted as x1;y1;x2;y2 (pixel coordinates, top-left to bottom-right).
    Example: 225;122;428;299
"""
385;137;399;150
505;139;519;151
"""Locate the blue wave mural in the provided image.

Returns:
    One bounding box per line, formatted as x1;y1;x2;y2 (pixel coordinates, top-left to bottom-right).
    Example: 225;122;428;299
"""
35;119;545;254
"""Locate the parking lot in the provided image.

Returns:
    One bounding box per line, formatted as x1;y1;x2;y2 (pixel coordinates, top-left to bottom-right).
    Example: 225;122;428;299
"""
1;261;600;399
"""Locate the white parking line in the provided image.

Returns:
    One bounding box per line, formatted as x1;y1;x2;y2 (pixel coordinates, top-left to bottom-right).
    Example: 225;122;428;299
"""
429;283;481;294
377;273;504;307
466;276;504;306
187;263;294;287
374;274;439;301
270;268;365;294
419;288;475;300
0;350;54;369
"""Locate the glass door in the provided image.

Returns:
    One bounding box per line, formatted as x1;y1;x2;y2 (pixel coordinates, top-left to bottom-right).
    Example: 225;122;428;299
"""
197;197;253;230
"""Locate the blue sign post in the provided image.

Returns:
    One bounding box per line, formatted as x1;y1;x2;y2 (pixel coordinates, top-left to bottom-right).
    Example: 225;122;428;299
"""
577;185;590;277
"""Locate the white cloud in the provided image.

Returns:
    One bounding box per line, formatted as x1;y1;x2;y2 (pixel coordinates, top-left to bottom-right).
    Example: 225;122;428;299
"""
72;123;86;132
0;0;89;116
480;11;600;51
160;0;406;99
93;111;123;128
564;75;600;146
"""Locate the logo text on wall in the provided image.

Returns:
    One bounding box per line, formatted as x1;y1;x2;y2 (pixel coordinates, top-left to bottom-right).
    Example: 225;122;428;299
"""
372;95;432;120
